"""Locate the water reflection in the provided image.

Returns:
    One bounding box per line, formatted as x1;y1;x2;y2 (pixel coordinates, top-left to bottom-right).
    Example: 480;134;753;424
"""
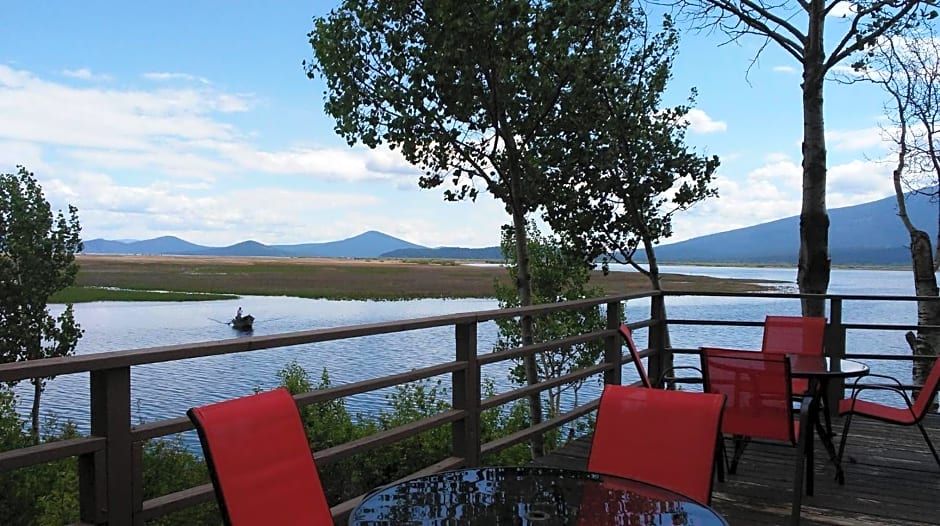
349;467;724;525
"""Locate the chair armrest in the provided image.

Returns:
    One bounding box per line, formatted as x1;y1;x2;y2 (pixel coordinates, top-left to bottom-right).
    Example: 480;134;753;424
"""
656;366;703;389
847;373;903;391
843;384;916;416
795;393;814;443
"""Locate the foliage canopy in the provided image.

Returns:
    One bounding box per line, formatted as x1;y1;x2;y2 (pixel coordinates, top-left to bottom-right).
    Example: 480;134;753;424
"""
0;166;83;438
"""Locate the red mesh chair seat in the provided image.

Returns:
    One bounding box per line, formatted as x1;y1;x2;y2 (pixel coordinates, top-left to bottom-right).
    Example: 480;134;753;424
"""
761;316;826;396
187;388;332;526
838;356;940;470
838;398;919;424
588;384;726;505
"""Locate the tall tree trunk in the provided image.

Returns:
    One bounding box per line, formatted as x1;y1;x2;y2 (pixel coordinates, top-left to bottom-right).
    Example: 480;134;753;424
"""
906;230;940;408
642;237;673;387
894;163;940;409
798;1;831;317
30;379;42;444
509;192;544;458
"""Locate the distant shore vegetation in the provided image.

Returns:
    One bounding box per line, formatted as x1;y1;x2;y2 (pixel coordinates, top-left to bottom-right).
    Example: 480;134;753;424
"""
50;287;237;303
59;255;779;303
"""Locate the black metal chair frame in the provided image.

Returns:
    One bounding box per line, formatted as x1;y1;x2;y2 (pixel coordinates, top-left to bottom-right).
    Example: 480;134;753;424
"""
838;373;940;470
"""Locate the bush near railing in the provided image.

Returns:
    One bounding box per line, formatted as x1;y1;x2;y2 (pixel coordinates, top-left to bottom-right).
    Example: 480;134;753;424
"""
279;360;537;504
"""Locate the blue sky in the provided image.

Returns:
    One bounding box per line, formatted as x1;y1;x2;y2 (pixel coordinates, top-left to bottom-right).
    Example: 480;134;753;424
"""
0;2;896;248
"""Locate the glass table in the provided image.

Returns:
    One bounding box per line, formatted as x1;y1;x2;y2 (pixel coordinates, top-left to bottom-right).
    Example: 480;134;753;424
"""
349;466;728;525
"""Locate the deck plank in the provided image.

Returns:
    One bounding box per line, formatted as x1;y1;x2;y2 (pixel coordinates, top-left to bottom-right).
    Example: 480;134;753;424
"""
532;414;940;525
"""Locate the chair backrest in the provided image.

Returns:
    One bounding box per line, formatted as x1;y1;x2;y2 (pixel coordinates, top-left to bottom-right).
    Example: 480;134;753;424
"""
618;324;653;388
187;388;332;526
761;315;826;356
588;384;725;505
701;347;796;444
913;355;940;417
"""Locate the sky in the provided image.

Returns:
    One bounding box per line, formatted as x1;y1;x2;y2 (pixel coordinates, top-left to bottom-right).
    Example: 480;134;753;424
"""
0;2;900;249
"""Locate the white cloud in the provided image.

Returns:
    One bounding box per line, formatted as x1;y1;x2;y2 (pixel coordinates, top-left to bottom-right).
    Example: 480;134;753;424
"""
0;65;423;186
0;66;248;152
826;127;887;152
828;157;895;205
0;141;52;174
226;145;420;185
142;72;210;84
764;152;791;163
828;64;865;79
62;68;112;81
684;109;727;134
773;65;796;74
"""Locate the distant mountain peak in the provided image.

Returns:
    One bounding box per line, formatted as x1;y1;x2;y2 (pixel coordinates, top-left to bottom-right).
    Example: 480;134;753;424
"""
83;231;430;259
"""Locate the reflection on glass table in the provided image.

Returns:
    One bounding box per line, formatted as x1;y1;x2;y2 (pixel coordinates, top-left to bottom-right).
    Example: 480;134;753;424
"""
348;466;728;525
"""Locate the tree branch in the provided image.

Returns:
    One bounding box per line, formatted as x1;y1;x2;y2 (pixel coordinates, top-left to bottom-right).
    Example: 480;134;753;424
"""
827;0;922;69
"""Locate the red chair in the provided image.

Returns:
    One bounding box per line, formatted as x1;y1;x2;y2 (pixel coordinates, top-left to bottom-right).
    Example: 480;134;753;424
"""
701;348;813;525
187;388;332;526
761;315;827;396
618;324;652;388
588;384;726;505
838;355;940;470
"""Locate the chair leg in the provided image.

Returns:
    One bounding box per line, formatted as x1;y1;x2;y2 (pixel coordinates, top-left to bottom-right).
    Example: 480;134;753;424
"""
729;435;749;474
715;436;726;483
837;411;854;466
916;421;940;470
791;425;808;526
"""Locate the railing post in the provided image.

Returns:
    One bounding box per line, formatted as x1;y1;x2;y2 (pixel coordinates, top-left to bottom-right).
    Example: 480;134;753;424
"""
647;294;670;386
452;322;481;466
80;367;132;526
826;298;846;418
132;442;144;526
604;300;623;386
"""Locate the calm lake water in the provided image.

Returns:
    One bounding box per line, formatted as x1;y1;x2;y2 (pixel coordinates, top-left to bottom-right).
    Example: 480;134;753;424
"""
14;265;927;444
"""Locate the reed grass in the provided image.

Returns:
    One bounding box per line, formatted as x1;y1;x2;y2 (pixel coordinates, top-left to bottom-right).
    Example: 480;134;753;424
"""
70;254;775;301
51;287;237;303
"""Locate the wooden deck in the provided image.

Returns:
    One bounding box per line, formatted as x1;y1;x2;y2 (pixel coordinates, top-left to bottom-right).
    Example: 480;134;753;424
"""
531;414;940;525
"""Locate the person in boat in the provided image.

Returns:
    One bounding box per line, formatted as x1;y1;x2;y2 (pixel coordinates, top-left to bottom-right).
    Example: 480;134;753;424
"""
235;307;243;320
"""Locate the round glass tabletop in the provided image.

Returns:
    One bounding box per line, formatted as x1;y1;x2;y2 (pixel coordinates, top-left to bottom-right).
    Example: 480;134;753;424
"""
348;466;728;525
788;356;870;378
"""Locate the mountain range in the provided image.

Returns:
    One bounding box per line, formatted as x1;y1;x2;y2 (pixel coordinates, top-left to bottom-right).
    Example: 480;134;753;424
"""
643;189;938;265
81;190;939;265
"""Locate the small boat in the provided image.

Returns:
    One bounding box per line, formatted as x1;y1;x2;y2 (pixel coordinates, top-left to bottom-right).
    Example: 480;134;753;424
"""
231;314;254;331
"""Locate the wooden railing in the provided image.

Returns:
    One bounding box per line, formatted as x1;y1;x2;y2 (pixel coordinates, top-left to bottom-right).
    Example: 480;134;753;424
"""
0;289;934;525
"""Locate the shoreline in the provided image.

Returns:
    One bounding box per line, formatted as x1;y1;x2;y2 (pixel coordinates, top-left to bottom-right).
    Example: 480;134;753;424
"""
65;254;782;302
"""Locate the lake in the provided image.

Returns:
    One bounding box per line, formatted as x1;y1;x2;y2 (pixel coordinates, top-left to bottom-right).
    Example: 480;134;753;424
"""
13;265;926;442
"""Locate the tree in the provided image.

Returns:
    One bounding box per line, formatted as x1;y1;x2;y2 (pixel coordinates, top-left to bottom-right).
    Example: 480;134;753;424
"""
674;0;926;315
493;221;607;446
537;13;718;291
307;0;649;455
859;23;940;400
0;166;83;441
